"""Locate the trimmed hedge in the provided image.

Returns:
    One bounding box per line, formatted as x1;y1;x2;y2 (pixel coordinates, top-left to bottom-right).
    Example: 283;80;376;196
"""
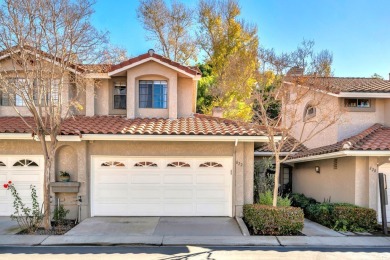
243;204;304;235
290;193;317;215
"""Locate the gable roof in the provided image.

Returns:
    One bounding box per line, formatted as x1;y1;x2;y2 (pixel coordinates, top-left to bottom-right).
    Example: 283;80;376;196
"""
285;76;390;94
0;114;267;137
108;52;201;78
288;124;390;162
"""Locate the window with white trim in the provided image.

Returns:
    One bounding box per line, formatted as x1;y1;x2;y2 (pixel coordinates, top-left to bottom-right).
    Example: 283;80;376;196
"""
0;161;5;166
113;82;126;109
345;98;371;108
139;80;167;109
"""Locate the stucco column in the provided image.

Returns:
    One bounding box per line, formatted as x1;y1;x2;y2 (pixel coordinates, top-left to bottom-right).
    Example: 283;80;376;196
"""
354;157;369;207
168;75;177;119
369;157;379;210
244;142;254;204
235;142;245;217
127;71;135;118
85;79;95;116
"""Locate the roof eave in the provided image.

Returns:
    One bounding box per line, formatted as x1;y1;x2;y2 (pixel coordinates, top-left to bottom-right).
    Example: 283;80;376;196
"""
286;150;390;163
108;57;198;78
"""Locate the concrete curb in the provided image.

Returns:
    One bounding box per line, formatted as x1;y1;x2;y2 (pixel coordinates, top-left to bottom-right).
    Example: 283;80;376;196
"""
162;236;280;246
41;235;164;246
277;236;390;247
0;235;49;246
235;217;250;236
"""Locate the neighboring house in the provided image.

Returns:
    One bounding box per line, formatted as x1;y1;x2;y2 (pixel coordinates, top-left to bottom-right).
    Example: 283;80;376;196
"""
0;49;272;220
284;75;390;222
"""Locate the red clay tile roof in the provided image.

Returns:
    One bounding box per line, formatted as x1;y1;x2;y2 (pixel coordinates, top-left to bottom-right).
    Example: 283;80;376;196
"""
0;115;267;136
285;76;390;94
289;124;390;160
256;137;308;153
109;53;201;76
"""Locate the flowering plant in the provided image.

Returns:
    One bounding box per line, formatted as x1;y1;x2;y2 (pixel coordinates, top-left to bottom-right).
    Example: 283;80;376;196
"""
3;181;43;233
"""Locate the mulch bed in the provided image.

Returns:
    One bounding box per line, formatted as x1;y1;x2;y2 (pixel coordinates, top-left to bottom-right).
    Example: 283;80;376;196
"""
17;220;77;235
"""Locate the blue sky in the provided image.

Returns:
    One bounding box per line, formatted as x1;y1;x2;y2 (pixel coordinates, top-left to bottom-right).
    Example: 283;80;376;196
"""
92;0;390;78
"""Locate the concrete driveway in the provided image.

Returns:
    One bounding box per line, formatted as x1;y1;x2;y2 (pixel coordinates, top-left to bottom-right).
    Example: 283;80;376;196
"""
65;217;243;236
0;217;21;235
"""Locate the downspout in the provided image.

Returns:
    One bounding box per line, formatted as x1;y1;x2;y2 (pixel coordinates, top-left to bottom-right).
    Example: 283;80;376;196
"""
233;138;238;217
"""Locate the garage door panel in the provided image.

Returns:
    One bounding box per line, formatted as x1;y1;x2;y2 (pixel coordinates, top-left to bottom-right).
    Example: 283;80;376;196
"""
94;203;127;215
164;189;193;199
163;174;193;184
92;157;232;217
196;175;225;184
131;174;161;184
96;184;128;199
0;174;7;182
163;203;194;215
197;203;228;215
95;172;128;183
196;188;226;200
9;174;40;183
130;187;162;199
128;204;162;215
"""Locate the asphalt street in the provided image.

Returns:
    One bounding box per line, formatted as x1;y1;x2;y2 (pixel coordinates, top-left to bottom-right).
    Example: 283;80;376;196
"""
0;246;390;259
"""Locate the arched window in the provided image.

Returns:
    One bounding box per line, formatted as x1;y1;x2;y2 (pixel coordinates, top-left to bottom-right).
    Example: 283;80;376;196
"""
0;161;5;166
13;159;38;167
304;103;316;121
199;162;223;168
167;162;190;167
134;161;158;167
101;161;125;167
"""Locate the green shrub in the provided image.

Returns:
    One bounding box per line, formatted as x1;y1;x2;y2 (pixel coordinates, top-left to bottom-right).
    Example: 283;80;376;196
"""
306;202;377;232
259;190;292;207
243;204;304;235
53;205;70;226
332;204;377;232
290;193;318;215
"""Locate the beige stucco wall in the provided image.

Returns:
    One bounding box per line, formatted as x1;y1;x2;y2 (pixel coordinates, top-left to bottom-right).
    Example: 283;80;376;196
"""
287;88;340;149
177;77;195;117
0;139;254;219
338;98;385;141
95;79;110;115
292;157;356;204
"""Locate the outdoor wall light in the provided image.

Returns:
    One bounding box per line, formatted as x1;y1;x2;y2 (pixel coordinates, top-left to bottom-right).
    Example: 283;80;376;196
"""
315;166;320;173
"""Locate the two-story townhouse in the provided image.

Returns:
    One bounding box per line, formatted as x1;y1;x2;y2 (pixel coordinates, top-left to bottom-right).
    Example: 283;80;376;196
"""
285;76;390;222
0;48;273;220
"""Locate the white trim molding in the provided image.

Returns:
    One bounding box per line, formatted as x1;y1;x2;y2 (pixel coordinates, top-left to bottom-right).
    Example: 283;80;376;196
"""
108;57;200;79
286;150;390;163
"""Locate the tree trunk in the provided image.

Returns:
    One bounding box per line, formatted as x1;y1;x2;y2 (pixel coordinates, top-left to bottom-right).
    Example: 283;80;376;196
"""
272;157;281;207
42;157;52;230
39;134;54;230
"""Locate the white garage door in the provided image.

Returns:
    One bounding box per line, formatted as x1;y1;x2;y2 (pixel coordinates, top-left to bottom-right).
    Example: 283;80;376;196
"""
0;156;44;216
91;156;233;217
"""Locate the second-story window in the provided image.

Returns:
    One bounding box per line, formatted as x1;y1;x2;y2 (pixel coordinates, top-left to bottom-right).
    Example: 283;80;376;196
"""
113;82;126;109
139;80;167;109
304;104;316;121
345;98;371;108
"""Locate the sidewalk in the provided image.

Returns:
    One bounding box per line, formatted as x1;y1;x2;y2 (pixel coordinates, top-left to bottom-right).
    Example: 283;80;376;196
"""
1;234;390;247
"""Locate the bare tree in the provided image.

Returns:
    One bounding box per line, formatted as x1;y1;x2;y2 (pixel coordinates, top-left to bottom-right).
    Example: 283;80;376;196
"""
254;44;342;207
137;0;197;64
0;0;108;229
